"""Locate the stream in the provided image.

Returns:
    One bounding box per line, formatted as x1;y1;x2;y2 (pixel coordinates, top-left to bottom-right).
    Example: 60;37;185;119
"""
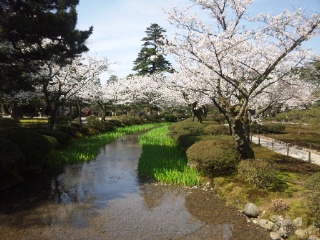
0;133;270;240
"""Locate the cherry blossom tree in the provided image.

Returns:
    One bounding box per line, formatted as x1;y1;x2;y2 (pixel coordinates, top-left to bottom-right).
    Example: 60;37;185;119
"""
37;54;111;128
114;74;186;115
163;0;320;159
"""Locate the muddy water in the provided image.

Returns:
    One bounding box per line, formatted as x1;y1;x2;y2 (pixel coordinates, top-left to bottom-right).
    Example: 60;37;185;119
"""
0;133;270;240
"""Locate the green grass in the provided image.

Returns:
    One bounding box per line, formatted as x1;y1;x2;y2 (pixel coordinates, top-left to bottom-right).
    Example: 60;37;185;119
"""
49;123;162;166
138;125;200;186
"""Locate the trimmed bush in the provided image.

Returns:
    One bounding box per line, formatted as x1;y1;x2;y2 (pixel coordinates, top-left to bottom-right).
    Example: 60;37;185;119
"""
120;116;143;126
44;135;60;149
70;121;89;135
169;119;205;143
101;121;116;132
204;124;230;135
85;116;118;132
108;119;125;127
86;115;99;125
55;116;72;125
0;118;20;129
0;128;52;173
34;129;72;147
178;134;201;150
304;172;320;227
56;124;79;136
0;137;25;170
251;123;285;134
237;159;279;189
164;114;178;122
186;139;239;177
0;128;51;173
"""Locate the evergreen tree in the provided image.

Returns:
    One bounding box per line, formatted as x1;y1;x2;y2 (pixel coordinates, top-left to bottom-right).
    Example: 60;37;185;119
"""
0;0;93;93
132;23;173;76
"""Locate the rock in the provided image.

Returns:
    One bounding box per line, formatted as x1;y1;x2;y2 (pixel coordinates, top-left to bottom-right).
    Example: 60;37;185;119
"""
258;219;274;231
293;217;303;227
278;219;294;238
242;202;259;218
270;231;283;240
295;229;308;239
305;226;319;236
308;235;320;240
271;215;284;222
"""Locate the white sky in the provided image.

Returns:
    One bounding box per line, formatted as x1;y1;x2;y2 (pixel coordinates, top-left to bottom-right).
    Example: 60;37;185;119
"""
76;0;320;82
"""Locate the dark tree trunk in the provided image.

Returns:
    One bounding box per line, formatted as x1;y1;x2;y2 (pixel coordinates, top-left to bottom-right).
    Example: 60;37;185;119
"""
11;101;20;120
76;98;82;124
230;118;255;160
211;96;255;160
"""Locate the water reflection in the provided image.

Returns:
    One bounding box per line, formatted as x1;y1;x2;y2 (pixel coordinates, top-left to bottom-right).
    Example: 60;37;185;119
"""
50;134;143;206
0;133;270;240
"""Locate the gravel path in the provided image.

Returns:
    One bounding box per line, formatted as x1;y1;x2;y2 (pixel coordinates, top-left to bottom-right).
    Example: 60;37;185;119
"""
251;135;320;166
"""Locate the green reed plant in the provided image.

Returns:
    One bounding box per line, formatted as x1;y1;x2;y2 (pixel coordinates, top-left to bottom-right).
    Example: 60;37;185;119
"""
49;123;162;166
138;125;199;186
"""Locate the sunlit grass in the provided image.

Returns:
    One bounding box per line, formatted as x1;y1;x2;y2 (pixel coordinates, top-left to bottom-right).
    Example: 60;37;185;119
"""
138;125;200;186
49;123;162;166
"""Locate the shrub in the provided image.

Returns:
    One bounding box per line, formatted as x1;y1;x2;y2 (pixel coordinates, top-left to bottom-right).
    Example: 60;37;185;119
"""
0;137;25;171
43;135;60;149
0;128;52;173
0;118;20;129
144;114;159;123
169;119;205;143
108;119;125;127
55;116;72;125
251;123;285;134
70;121;89;135
178;134;201;150
34;129;72;147
186;139;239;177
164;114;178;122
237;159;279;189
101;121;116;132
86;115;99;125
120;116;143;126
271;198;289;212
204;124;230;135
304;172;320;227
56;124;79;136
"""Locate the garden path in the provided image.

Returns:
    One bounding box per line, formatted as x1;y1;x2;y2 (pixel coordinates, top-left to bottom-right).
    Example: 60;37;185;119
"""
251;135;320;166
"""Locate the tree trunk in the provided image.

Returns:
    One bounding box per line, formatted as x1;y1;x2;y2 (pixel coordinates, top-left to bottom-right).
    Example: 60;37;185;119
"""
11;101;20;120
76;98;82;124
229;117;255;160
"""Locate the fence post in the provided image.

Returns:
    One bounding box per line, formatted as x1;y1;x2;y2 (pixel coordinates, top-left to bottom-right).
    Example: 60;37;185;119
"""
308;151;311;163
286;144;289;156
258;137;260;145
271;141;274;150
308;143;312;163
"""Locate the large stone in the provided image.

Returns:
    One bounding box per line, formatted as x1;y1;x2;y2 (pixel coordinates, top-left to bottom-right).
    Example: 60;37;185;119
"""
305;226;319;236
308;235;320;240
271;215;284;223
295;229;308;239
278;219;294;238
242;202;259;218
258;219;274;230
270;231;283;240
293;217;303;227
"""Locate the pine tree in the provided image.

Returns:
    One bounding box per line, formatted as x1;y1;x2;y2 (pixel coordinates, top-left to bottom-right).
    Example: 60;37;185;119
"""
0;0;92;93
132;23;173;76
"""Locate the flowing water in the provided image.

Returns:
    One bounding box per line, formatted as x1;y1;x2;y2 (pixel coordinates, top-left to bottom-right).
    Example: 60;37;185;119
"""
0;133;270;240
